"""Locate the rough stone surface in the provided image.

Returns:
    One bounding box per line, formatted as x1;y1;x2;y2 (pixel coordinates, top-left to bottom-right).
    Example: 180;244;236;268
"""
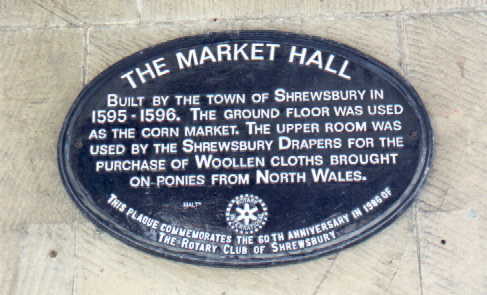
417;207;486;295
140;0;403;22
300;17;402;72
140;0;487;22
0;29;83;228
0;224;75;295
403;12;487;211
403;12;487;295
401;0;487;12
0;1;486;294
0;0;138;27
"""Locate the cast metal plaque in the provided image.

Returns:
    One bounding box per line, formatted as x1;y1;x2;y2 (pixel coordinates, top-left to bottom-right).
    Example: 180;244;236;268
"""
58;31;433;266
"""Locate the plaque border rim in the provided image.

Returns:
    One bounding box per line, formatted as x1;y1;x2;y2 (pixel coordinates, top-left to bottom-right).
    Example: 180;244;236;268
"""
57;30;434;267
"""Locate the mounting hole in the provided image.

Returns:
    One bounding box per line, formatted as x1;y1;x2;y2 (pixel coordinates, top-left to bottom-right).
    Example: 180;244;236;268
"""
74;140;83;149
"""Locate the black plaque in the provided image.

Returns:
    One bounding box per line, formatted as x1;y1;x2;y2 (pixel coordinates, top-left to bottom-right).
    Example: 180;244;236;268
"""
58;31;433;266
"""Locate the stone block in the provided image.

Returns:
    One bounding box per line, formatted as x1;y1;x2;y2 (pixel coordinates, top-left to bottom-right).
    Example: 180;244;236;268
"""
417;206;486;294
140;0;404;23
0;0;138;27
404;12;487;211
0;29;83;227
401;0;487;13
0;224;75;295
301;17;402;72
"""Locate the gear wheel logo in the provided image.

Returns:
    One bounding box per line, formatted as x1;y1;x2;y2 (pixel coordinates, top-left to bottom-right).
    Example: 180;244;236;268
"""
225;194;268;234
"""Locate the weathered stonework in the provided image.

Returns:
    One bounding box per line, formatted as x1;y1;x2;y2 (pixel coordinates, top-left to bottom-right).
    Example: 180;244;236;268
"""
0;1;486;294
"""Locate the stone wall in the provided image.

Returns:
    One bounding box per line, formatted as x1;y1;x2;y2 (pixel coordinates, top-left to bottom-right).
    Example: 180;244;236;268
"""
0;1;486;294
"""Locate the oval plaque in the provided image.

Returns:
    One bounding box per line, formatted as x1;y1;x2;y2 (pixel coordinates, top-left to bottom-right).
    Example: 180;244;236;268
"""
58;31;433;266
